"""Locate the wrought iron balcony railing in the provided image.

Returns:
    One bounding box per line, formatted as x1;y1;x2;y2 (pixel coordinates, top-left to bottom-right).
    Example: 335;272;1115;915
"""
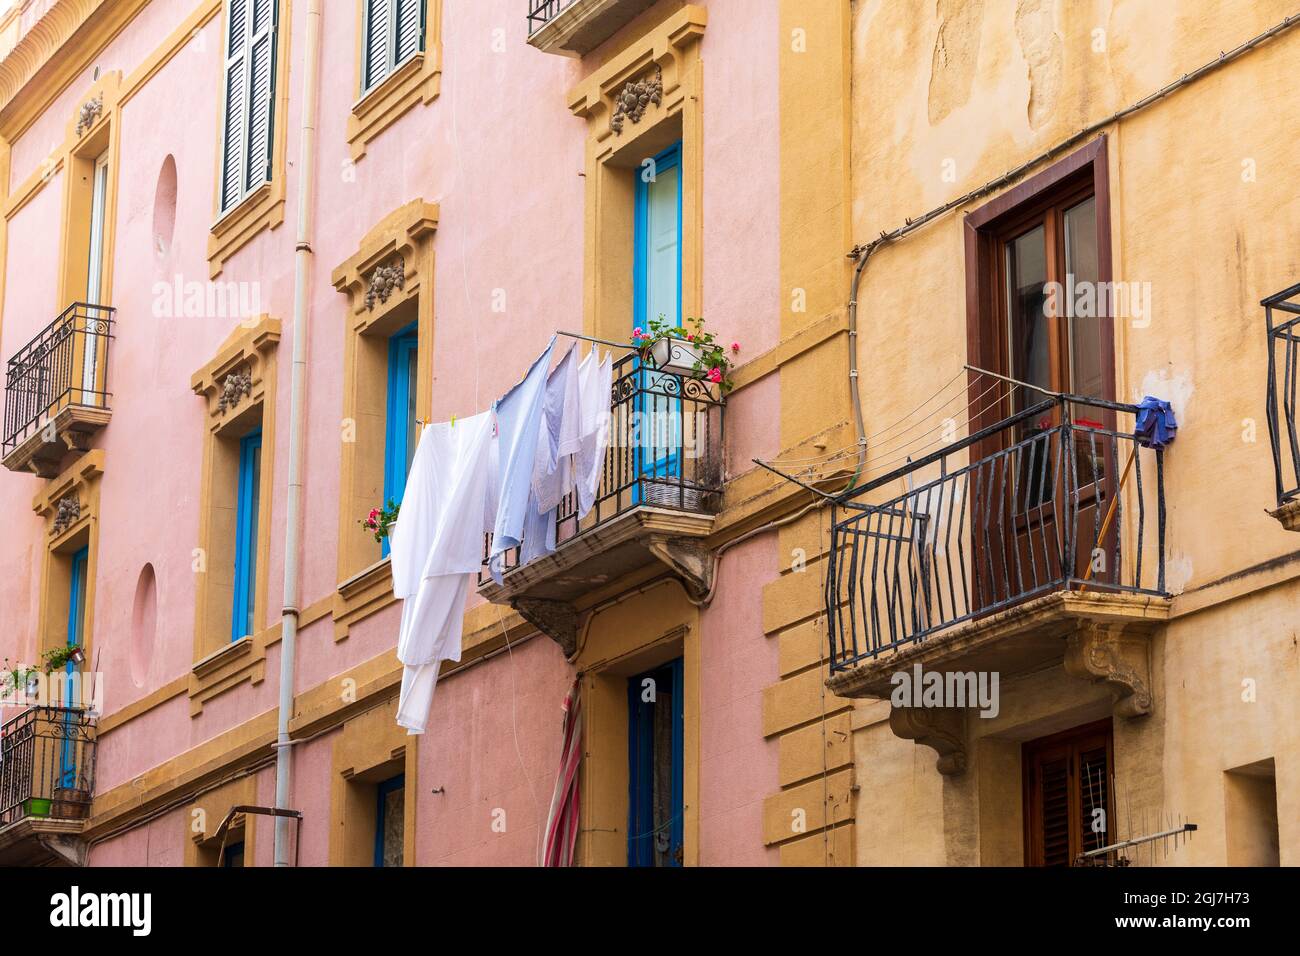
484;350;724;579
2;302;115;458
826;395;1167;672
0;705;97;829
1264;282;1300;507
527;0;577;35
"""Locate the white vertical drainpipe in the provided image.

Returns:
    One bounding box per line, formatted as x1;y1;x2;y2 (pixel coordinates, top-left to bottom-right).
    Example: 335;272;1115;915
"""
274;0;322;867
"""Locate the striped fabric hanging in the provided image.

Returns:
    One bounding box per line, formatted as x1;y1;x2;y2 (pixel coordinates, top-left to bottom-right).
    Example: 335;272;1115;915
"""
541;678;582;867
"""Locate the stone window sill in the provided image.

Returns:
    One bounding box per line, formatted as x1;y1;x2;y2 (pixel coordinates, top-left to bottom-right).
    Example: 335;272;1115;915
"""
347;49;441;161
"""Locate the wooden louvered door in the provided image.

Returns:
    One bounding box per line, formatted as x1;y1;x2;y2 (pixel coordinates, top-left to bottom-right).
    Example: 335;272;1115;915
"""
1023;719;1114;866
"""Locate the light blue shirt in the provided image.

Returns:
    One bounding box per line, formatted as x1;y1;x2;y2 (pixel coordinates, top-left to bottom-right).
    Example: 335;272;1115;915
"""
489;336;556;582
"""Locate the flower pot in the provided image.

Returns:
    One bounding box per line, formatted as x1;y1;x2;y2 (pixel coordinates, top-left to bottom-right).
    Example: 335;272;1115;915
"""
24;797;51;818
52;787;90;820
648;337;706;376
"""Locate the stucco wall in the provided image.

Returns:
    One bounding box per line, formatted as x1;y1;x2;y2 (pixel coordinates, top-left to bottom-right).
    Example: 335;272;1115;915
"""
0;0;783;867
846;0;1300;865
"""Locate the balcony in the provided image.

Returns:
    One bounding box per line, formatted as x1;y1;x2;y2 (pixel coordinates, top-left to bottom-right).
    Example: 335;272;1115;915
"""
823;396;1170;771
0;705;97;866
527;0;659;57
1264;282;1300;529
479;352;724;654
2;303;115;477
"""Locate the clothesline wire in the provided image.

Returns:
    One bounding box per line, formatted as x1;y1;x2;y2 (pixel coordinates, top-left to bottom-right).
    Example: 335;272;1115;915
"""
759;371;1015;474
557;330;639;352
776;378;1021;483
760;369;970;466
825;381;1017;478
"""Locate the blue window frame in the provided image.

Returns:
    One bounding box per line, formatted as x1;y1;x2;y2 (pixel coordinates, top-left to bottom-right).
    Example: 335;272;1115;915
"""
231;428;263;642
60;547;89;786
383;323;419;557
627;658;684;867
374;773;406;867
632;143;684;500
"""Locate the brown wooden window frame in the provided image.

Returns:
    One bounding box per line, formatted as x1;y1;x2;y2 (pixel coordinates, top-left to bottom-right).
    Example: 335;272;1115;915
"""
962;137;1122;593
963;135;1116;436
1022;718;1115;867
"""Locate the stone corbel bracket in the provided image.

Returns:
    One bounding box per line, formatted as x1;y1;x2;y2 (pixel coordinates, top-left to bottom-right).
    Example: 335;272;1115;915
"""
38;832;89;867
512;598;579;658
1268;498;1300;532
889;706;968;776
1064;620;1155;718
646;534;715;600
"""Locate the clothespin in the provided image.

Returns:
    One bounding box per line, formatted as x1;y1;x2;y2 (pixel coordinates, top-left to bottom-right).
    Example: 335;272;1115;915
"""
451;414;457;428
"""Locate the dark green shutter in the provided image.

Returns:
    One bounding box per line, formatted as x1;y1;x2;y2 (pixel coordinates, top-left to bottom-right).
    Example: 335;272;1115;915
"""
395;0;422;64
220;0;248;212
362;0;391;93
220;0;278;212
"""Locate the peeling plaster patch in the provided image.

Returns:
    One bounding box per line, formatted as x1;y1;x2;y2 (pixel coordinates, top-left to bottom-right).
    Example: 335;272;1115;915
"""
1136;367;1193;596
927;0;984;126
1136;367;1194;426
1014;0;1063;131
1164;552;1193;595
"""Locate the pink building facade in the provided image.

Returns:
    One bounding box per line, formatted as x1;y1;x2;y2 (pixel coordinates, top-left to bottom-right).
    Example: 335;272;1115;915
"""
0;0;855;868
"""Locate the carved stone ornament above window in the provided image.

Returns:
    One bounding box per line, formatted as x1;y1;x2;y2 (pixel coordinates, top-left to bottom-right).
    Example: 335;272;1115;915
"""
610;66;662;135
217;368;253;415
365;259;406;311
75;95;103;137
51;494;82;536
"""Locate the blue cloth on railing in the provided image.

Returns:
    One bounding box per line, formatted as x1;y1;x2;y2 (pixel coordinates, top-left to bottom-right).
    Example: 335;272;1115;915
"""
1134;396;1178;449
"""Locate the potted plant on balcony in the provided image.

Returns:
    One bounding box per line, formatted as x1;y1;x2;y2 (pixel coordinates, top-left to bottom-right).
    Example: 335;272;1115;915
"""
51;783;90;820
360;500;401;543
632;315;738;393
23;797;52;818
1;659;37;704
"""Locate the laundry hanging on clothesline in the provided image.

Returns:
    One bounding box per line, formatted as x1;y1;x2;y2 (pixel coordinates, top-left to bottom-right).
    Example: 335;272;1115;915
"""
488;338;556;583
389;334;615;733
390;410;495;734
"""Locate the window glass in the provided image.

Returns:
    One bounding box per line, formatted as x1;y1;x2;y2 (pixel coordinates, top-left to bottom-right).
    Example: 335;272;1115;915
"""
1064;196;1103;398
1005;223;1050;411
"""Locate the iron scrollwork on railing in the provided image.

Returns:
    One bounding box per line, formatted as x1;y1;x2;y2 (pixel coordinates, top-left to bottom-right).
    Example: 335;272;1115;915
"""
0;706;97;828
825;395;1167;672
3;302;116;456
484;351;725;579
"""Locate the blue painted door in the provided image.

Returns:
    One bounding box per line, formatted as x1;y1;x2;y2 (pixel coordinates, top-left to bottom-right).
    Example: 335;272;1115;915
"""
627;658;684;866
61;547;88;787
633;144;683;502
231;429;263;641
383;323;419;557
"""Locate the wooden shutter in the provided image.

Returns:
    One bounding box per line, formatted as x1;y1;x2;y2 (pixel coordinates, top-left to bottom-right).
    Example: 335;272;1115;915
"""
362;0;391;93
219;0;248;212
1023;719;1114;866
363;0;424;94
245;0;276;193
394;0;423;66
220;0;278;213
